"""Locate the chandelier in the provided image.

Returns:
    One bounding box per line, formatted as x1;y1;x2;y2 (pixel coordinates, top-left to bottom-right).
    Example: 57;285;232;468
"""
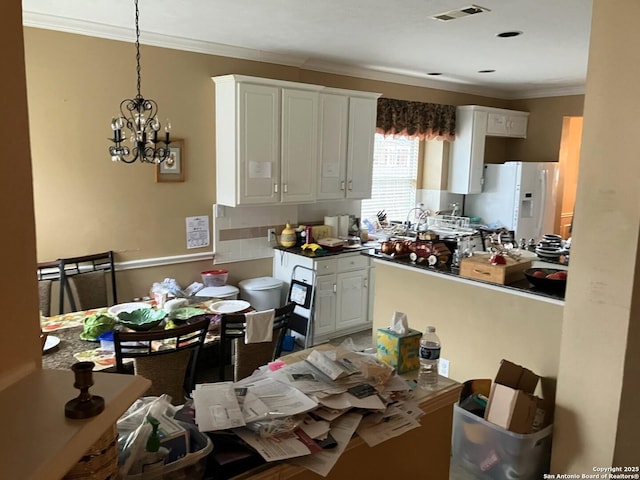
109;0;171;164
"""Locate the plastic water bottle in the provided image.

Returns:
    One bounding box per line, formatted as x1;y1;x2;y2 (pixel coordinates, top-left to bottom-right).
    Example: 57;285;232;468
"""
418;326;441;388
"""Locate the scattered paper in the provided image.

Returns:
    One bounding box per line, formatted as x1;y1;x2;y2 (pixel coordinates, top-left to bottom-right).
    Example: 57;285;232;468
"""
288;413;363;477
306;349;360;381
193;382;245;432
356;406;421;447
233;427;322;462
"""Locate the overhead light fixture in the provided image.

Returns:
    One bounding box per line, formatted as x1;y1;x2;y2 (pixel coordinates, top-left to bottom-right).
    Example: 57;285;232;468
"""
109;0;172;164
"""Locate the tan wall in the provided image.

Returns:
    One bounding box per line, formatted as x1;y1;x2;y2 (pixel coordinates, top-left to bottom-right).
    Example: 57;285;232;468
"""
0;2;41;388
551;0;640;469
372;263;563;400
24;27;582;286
509;95;584;162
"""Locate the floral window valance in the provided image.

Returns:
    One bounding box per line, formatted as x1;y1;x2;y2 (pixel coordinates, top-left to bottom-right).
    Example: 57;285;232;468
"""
376;98;456;142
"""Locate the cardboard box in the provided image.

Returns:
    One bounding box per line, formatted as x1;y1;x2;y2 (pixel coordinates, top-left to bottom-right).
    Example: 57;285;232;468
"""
485;359;548;434
376;328;421;374
459;254;532;285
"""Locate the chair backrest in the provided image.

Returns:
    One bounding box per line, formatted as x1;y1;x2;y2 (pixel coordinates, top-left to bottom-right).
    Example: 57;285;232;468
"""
219;302;295;381
113;316;209;405
38;280;52;317
58;251;117;313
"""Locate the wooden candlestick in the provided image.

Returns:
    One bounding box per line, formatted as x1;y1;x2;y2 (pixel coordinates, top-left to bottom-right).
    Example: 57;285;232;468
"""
65;361;105;419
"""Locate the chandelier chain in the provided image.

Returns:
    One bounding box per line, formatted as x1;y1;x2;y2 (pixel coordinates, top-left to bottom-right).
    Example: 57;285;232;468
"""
135;0;141;98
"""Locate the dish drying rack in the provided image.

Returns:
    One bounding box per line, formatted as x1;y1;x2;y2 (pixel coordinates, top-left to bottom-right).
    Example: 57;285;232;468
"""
426;215;476;233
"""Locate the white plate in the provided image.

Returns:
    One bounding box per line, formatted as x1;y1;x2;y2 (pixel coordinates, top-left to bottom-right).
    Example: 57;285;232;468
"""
43;335;60;352
209;300;251;314
108;302;152;316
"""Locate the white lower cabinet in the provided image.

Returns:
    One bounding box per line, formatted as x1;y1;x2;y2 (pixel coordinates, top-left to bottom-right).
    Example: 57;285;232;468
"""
273;250;373;345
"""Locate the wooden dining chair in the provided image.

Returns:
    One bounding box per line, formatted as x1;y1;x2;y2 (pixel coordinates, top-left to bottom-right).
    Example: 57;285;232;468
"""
113;317;209;405
218;302;295;382
58;251;117;313
38;280;52;317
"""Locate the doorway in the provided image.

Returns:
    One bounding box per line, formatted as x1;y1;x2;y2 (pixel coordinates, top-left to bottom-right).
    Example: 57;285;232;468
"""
555;116;583;239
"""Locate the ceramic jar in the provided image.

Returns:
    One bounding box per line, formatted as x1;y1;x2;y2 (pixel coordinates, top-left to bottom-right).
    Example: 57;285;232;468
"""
280;223;297;248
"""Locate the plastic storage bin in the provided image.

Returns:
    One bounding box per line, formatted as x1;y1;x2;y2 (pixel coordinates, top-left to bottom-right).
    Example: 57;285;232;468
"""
124;424;213;480
451;404;553;480
194;284;239;300
238;277;283;311
201;269;229;287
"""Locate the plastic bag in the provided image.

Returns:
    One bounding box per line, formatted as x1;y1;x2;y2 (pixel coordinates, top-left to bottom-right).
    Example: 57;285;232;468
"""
117;395;178;476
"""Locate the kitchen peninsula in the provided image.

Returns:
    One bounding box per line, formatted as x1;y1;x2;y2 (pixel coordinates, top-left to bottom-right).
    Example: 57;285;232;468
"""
362;249;566;305
364;247;565;396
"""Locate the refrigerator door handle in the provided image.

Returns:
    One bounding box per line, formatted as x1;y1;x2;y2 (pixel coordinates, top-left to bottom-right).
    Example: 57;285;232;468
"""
537;169;547;237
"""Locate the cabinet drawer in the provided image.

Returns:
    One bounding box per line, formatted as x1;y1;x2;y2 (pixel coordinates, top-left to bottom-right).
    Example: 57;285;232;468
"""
314;258;337;275
337;254;369;272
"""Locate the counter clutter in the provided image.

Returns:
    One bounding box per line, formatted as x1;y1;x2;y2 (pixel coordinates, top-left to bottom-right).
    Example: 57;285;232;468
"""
184;344;461;479
362;245;568;301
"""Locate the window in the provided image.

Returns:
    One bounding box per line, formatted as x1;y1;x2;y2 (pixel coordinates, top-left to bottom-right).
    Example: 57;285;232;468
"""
361;134;420;228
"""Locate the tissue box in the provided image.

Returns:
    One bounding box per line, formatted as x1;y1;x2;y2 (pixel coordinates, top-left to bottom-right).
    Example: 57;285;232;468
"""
376;328;421;374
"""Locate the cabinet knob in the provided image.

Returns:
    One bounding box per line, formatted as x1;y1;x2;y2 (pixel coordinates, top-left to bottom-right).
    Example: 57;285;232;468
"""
340;181;345;191
283;183;288;193
274;183;278;193
348;180;353;191
333;284;337;293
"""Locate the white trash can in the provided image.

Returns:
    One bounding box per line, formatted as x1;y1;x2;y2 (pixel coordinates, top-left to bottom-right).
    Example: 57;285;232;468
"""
238;277;283;311
195;284;239;300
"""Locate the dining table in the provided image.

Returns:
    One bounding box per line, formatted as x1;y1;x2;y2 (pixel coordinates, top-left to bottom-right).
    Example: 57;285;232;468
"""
40;298;253;372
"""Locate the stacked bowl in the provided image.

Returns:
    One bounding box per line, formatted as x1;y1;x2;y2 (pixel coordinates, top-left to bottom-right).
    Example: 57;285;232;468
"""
535;234;565;261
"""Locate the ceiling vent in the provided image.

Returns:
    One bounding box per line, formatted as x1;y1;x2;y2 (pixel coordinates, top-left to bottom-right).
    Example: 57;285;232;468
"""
431;4;491;22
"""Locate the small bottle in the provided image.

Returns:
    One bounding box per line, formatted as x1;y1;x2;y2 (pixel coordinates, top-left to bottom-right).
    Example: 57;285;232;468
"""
418;326;441;389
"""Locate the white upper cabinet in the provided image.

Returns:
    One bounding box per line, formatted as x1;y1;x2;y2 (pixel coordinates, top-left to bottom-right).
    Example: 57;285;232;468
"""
448;105;529;194
213;75;321;206
486;109;529;138
317;90;381;200
281;88;319;203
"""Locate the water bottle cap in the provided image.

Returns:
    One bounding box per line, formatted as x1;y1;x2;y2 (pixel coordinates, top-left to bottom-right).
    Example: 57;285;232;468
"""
426;326;436;333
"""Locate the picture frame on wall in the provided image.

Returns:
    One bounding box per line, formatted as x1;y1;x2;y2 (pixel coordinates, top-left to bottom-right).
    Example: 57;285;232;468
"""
155;138;185;182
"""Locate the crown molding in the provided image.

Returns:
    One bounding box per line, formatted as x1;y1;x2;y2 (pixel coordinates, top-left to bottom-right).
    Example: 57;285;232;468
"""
23;11;585;100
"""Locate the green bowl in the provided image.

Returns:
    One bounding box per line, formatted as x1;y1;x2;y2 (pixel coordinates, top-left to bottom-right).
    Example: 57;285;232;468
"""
116;308;167;331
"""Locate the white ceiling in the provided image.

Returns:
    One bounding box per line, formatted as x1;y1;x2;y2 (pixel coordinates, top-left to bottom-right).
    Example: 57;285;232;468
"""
22;0;593;99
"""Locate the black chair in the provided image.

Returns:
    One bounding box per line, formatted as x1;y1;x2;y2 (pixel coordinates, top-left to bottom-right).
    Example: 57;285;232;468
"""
58;251;117;313
218;302;295;382
38;280;52;317
37;260;61;317
113;317;209;405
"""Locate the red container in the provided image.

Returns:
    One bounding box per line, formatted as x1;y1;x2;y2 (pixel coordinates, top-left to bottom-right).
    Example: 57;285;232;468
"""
201;269;229;287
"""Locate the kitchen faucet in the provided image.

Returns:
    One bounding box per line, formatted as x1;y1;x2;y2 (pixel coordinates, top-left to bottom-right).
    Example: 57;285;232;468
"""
404;207;431;234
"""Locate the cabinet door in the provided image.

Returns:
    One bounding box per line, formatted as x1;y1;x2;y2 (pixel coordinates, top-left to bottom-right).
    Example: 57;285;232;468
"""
506;114;528;137
335;269;368;331
281;88;318;203
487;112;528;138
486;112;509;136
317;93;349;200
346;96;377;199
448;108;487;194
314;274;337;338
237;83;281;204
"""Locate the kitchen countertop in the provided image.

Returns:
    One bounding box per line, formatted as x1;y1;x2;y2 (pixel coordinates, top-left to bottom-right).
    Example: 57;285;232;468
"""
273;243;374;258
360;248;566;303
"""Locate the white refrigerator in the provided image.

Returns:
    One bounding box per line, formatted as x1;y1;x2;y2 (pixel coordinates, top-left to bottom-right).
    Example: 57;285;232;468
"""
464;161;559;241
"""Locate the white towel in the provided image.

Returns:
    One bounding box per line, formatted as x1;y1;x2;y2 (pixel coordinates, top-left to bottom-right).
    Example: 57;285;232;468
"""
244;309;275;344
